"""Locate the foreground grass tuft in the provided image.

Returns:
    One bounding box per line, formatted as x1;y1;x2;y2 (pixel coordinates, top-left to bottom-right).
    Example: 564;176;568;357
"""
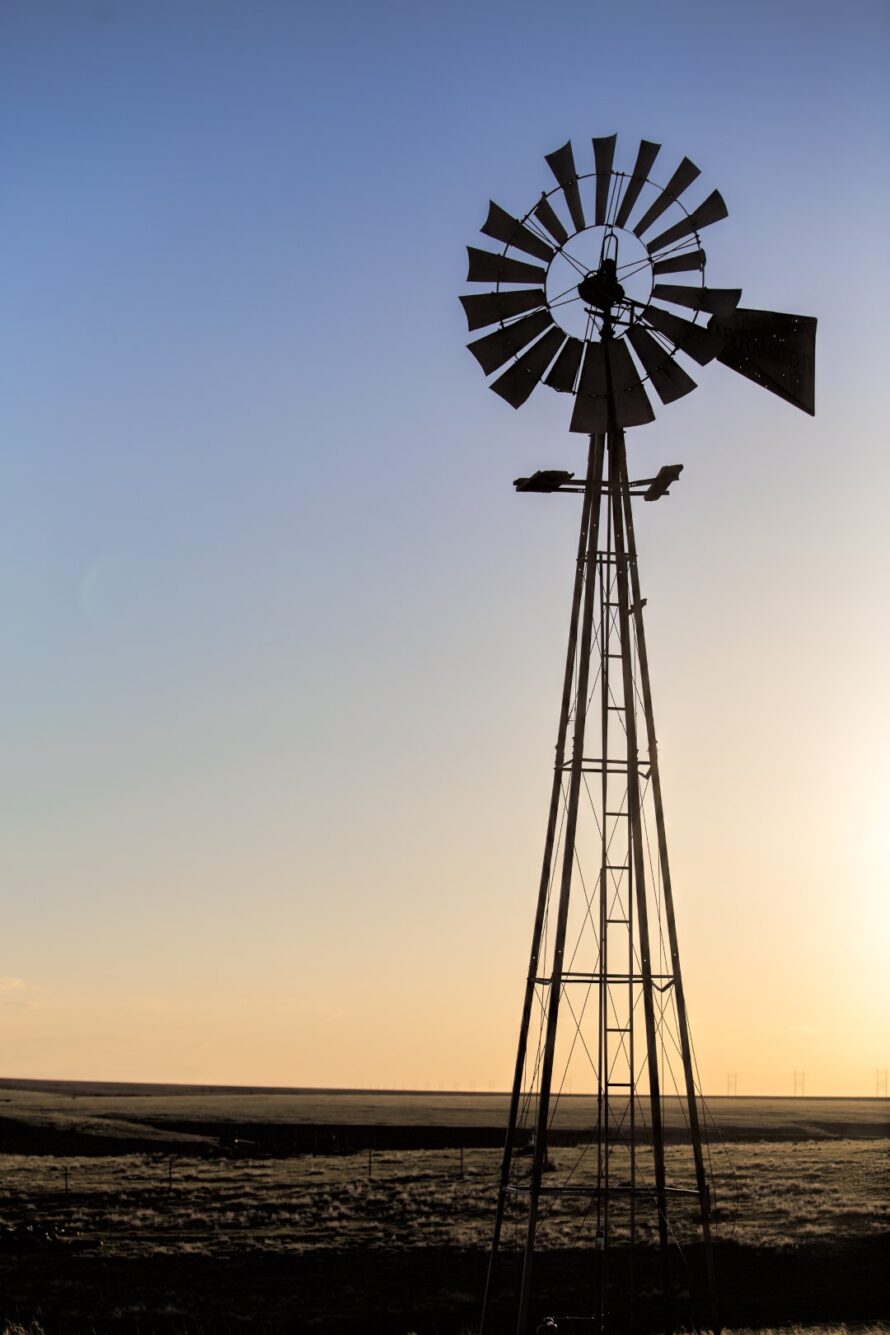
724;1327;890;1335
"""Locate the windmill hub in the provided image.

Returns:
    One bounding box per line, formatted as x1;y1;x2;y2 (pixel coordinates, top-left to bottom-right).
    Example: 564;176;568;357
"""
577;259;625;313
543;225;652;341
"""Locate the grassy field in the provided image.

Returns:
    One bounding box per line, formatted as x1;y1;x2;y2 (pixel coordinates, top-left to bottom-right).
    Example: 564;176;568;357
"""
0;1138;886;1255
0;1081;886;1332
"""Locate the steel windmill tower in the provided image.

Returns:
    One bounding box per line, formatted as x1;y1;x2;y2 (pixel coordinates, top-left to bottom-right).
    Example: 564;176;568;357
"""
459;134;816;1335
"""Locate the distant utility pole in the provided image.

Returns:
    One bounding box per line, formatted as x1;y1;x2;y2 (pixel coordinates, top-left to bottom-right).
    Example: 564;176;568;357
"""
793;1070;805;1096
726;1073;738;1095
876;1069;888;1097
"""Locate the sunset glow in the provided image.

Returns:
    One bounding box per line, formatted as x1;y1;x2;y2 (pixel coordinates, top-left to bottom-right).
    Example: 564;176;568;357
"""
0;0;887;1096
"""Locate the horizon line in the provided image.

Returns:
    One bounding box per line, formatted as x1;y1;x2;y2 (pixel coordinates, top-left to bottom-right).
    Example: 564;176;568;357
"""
0;1076;884;1101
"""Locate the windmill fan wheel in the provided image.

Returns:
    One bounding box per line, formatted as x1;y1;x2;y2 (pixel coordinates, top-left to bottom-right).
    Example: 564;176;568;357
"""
461;134;816;427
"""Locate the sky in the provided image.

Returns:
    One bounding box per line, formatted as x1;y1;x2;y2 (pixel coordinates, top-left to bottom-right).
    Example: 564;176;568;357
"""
0;0;887;1095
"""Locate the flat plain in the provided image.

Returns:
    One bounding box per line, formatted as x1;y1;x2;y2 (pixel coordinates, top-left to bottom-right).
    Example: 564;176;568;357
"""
0;1081;886;1333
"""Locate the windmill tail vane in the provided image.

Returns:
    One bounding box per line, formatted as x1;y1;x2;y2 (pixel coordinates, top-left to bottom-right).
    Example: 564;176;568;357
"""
460;135;816;1335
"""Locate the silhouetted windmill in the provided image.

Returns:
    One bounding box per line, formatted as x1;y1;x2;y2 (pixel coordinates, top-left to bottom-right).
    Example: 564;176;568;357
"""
460;134;816;1335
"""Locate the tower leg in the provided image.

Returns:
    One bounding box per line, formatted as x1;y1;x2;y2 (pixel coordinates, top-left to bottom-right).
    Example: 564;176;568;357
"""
479;434;600;1335
516;433;606;1335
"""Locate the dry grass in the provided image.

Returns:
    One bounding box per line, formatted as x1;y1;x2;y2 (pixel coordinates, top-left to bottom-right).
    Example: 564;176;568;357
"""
0;1138;886;1260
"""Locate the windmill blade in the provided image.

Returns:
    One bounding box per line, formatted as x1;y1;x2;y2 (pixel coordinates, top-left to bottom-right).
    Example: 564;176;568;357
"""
534;194;569;246
544;141;586;234
614;139;660;228
652;248;706;275
605;339;656;427
466;247;548;285
467;309;554;376
633;157;700;239
459;288;547;332
481;201;555;263
626;324;698;404
544;336;584;392
643;303;724;365
569;341;609;433
593;134;616;226
708;307;816;415
646;190;728;255
490;327;566;408
653;284;741;317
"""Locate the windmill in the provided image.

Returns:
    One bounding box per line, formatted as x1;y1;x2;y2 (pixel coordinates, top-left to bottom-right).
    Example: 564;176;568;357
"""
460;135;815;1335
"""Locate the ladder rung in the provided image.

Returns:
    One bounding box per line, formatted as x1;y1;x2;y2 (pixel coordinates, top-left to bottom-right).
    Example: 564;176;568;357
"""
606;917;629;925
607;1081;632;1088
605;864;629;871
607;1026;630;1033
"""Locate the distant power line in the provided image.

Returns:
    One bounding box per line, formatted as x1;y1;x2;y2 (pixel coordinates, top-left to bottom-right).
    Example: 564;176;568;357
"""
793;1070;805;1096
877;1069;888;1097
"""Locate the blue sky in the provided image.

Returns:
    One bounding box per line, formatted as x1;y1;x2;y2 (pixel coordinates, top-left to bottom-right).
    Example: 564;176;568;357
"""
0;0;887;1090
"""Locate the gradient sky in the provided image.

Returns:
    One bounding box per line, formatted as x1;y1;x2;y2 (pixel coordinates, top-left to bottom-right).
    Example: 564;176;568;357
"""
0;0;887;1094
